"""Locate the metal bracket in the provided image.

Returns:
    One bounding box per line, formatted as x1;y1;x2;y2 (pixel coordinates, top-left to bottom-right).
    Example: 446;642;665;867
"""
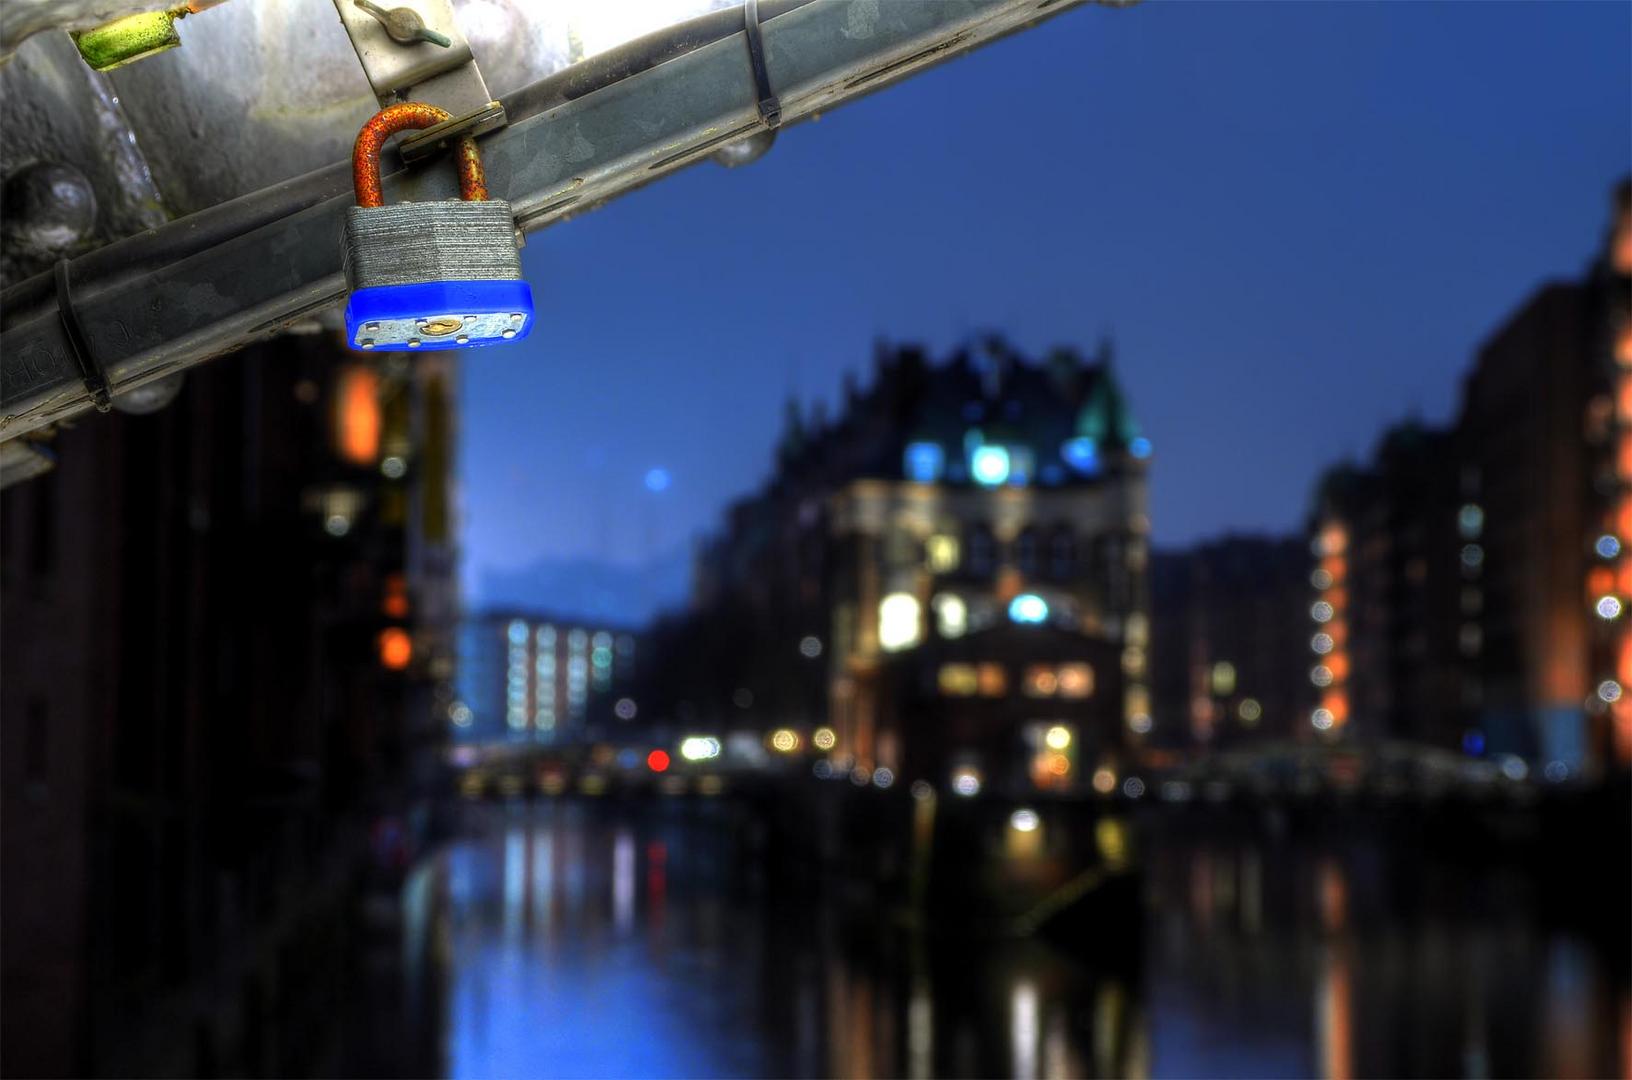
330;0;506;162
742;0;781;128
54;260;111;413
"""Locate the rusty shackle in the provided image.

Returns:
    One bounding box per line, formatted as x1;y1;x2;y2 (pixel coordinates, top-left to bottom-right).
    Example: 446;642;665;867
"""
352;102;489;208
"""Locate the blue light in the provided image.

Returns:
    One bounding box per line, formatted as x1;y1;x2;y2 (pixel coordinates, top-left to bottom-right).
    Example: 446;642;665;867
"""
1596;534;1621;559
970;445;1011;486
1061;436;1100;475
1462;729;1486;756
644;467;671;493
1009;593;1049;624
1129;436;1152;459
903;442;944;483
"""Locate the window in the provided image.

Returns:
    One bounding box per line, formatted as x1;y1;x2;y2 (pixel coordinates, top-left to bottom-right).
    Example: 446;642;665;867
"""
925;534;960;573
1057;663;1093;698
938;664;978;697
878;593;921;652
1023;665;1058;697
932;593;967;638
904;442;944;483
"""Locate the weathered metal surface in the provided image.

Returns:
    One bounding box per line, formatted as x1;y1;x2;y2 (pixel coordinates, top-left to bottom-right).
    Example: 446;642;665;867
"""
344;201;521;288
0;0;1095;443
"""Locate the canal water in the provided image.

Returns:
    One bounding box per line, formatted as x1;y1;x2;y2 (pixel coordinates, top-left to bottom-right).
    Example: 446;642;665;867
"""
392;800;1626;1078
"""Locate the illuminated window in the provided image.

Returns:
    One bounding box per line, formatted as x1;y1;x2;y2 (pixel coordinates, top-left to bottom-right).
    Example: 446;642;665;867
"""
1023;665;1058;697
977;663;1008;697
1061;436;1100;475
932;593;967;638
925;534;960;573
903;442;944;483
879;593;921;652
1210;661;1236;696
1057;663;1093;698
1009;593;1049;624
508;619;529;645
970;445;1010;486
334;366;381;465
938;664;979;697
378;628;411;670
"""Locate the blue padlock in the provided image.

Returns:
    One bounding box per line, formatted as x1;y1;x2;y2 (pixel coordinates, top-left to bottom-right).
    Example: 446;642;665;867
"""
343;103;533;351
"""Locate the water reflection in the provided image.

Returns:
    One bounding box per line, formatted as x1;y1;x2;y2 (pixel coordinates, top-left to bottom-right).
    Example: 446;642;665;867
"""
399;802;1626;1078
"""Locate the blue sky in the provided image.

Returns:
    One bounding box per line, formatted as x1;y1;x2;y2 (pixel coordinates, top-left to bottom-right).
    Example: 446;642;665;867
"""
461;1;1631;617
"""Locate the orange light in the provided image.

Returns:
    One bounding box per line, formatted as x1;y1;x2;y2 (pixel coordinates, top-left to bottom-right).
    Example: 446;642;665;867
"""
1616;322;1632;368
1046;753;1071;776
1320;692;1349;725
1590;566;1616;597
382;573;409;618
1618;379;1632;425
647;749;670;772
1619;636;1632;688
1321;555;1345;583
335;366;381;465
1620;562;1632;598
1325;654;1351;681
1618;500;1632;541
1319;523;1348;556
378;627;411;670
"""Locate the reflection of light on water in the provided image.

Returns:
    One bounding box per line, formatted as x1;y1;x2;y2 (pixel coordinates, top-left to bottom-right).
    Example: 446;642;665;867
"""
1011;979;1039;1080
504;827;525;940
1544;940;1593;1078
531;828;552;931
1317;943;1354;1080
907;982;934;1079
613;828;635;933
1239;850;1263;935
1318;858;1348;934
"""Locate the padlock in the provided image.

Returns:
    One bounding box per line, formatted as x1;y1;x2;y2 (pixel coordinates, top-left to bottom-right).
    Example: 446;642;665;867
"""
342;102;534;351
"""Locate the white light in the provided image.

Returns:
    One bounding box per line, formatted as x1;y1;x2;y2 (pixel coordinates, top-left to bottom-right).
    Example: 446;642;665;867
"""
380;455;406;479
1009;593;1049;624
1311;568;1333;590
872;767;895;789
1311;708;1335;730
970;445;1011;486
1598;679;1623;703
1596;595;1623;620
812;727;837;751
1499;756;1528;781
932;593;967;638
1128;713;1153;734
1311;632;1334;655
1044;725;1071;751
1091;767;1117;794
1238;698;1263;724
1009;808;1040;833
951;769;981;797
770;728;799;752
1458;504;1484;538
450;702;473;727
324;513;351;537
1122;777;1146;799
799;635;823;658
1311;665;1333;687
879;592;922;652
614;697;638;720
1311;601;1334;623
680;736;721;761
910;780;935;801
508;620;529;645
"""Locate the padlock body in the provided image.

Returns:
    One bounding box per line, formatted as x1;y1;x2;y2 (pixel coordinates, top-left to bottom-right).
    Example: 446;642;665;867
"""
343;199;533;351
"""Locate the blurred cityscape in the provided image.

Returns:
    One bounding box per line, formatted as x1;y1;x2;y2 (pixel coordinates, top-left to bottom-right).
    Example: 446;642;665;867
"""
4;177;1628;1077
2;0;1630;1073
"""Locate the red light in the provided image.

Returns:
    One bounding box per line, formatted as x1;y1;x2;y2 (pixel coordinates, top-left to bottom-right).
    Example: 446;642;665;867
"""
647;749;670;772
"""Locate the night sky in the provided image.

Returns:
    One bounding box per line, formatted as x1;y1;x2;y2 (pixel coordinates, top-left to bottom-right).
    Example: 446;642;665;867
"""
461;1;1631;618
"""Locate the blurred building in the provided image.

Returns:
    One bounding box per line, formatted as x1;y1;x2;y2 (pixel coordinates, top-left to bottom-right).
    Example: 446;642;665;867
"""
1304;180;1632;775
0;336;458;1076
455;612;639;744
652;338;1153;795
1150;534;1311;746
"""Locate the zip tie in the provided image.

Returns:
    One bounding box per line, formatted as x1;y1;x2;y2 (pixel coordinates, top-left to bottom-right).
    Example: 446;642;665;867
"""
54;259;112;413
743;0;780;129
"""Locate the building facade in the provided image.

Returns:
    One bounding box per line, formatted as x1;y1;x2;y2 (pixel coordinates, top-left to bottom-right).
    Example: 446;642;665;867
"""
655;338;1153;795
455;612;640;744
1150;535;1312;746
1302;180;1632;776
0;335;458;1076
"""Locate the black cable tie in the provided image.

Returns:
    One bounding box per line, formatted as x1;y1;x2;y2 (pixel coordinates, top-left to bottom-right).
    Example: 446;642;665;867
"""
54;259;112;413
743;0;781;129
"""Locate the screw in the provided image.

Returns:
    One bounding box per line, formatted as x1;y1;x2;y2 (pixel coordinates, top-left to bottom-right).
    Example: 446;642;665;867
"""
407;338;422;348
501;328;516;339
364;321;380;332
360;339;375;350
455;335;470;344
